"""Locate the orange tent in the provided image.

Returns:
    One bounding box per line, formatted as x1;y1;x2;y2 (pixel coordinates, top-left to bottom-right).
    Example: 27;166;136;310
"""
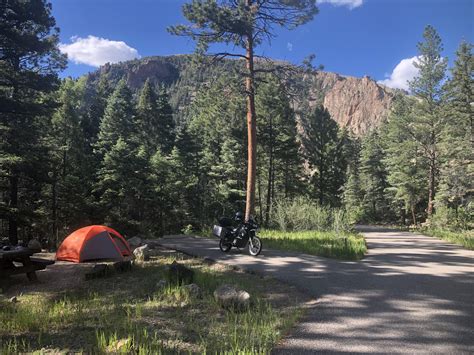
56;225;131;263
